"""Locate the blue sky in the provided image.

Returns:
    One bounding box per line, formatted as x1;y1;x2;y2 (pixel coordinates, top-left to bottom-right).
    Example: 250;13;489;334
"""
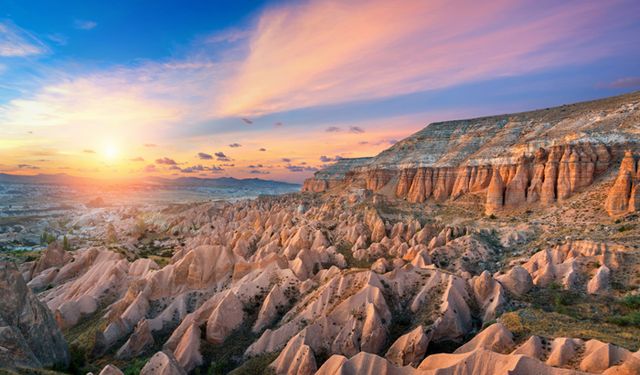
0;0;639;182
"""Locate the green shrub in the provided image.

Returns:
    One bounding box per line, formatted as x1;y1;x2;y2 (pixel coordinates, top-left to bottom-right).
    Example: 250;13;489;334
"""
607;312;640;327
621;295;640;309
228;352;279;375
123;356;149;375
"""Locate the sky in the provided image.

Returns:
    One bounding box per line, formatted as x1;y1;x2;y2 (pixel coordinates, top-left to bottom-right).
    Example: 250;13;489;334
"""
0;0;639;183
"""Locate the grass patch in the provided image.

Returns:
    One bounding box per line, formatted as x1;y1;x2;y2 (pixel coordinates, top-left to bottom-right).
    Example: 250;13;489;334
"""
62;308;108;374
607;312;640;327
227;352;279;375
197;325;260;375
0;249;42;263
499;308;640;351
147;255;172;268
621;294;640;309
335;240;375;269
122;356;150;375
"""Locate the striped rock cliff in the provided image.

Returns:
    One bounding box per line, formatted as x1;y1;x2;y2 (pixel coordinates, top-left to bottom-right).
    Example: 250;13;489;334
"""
303;91;640;215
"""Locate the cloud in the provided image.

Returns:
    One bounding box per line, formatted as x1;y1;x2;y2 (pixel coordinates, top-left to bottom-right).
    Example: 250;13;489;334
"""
241;118;253;124
83;149;96;154
286;165;319;172
0;60;219;138
274;122;284;127
143;164;157;173
144;143;158;148
204;28;250;44
179;164;224;173
349;126;365;134
155;157;177;165
603;77;640;89
281;158;291;163
249;170;270;175
217;0;636;116
197;152;213;160
46;33;68;46
17;164;39;169
130;157;144;162
325;126;341;132
229;143;242;148
74;19;97;30
0;21;48;57
215;152;230;161
320;155;343;162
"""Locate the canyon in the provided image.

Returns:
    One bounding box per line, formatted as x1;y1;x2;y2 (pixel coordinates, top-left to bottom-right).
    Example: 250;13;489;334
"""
1;92;640;375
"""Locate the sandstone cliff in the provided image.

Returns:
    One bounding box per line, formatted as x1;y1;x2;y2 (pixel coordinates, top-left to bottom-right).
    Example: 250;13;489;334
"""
304;92;640;215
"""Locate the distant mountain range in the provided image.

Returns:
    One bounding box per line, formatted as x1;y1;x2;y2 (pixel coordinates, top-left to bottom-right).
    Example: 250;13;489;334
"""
146;176;300;189
0;173;300;189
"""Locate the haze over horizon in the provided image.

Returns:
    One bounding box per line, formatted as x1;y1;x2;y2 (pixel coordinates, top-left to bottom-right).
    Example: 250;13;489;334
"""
1;0;639;183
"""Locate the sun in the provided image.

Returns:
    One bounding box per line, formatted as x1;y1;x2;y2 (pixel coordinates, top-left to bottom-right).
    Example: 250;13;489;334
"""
102;142;119;161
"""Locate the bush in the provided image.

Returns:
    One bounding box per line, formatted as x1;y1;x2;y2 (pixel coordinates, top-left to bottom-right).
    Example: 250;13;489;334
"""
621;295;640;309
67;344;86;374
63;235;71;251
123;356;149;375
607;312;640;327
228;352;278;375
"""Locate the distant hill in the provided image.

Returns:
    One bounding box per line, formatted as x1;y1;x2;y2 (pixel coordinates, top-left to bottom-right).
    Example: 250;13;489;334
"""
145;176;300;189
0;173;300;190
0;173;88;185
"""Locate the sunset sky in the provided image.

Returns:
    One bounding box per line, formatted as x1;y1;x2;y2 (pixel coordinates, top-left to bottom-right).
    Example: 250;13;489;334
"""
1;0;639;183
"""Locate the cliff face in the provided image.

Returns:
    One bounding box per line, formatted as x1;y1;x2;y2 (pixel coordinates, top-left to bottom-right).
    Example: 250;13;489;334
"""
304;91;640;214
302;157;372;192
0;262;69;369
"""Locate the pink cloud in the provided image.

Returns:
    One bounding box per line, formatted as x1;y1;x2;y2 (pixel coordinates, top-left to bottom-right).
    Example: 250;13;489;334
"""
218;0;634;116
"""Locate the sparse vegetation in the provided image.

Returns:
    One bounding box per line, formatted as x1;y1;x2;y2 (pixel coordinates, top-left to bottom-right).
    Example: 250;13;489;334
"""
499;308;640;350
335;240;375;269
228;352;279;375
40;231;56;245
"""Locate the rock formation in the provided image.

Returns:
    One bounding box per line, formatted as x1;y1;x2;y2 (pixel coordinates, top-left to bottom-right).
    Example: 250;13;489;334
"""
605;151;640;216
0;262;69;369
303;93;640;215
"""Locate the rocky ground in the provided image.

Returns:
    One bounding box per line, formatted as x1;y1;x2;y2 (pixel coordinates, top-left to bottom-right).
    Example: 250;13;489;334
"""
1;92;640;374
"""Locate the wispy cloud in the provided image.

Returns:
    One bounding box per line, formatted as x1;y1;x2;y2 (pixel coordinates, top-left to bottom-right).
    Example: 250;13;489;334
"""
602;77;640;89
17;163;39;169
0;21;48;57
217;0;636;116
74;19;97;30
197;152;213;160
204;28;250;44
